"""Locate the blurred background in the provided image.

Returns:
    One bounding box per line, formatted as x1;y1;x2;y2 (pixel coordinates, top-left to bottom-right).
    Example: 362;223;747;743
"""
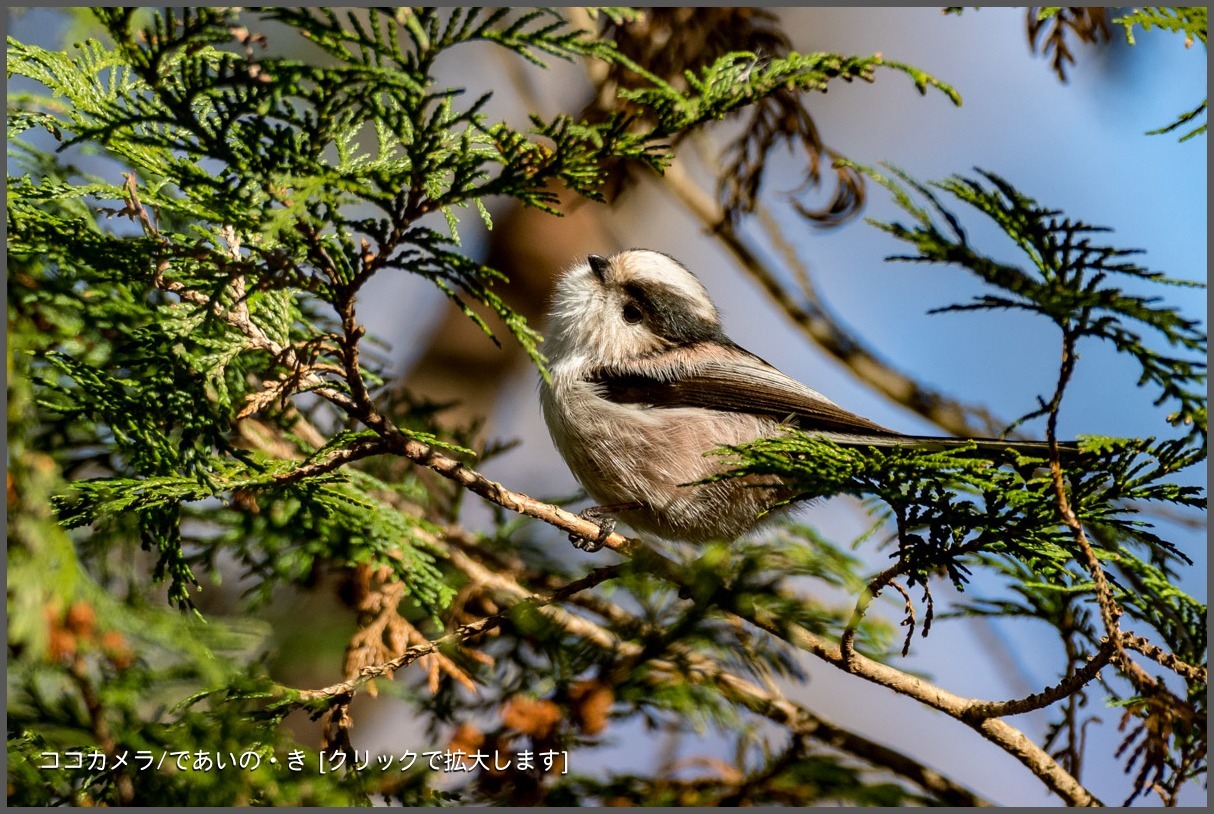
9;6;1206;806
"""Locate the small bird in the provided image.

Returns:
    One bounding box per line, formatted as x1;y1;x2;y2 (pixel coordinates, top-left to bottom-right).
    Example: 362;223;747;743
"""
540;249;1071;550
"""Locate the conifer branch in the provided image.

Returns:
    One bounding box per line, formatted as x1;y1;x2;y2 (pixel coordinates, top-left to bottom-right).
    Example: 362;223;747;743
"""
1120;633;1207;685
442;533;993;807
964;639;1117;720
270;435;386;486
294;561;628;703
361;424;1098;805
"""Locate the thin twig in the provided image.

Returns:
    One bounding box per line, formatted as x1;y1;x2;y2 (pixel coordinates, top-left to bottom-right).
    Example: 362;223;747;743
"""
295;562;627;702
271;435;385;485
444;532;992;807
1119;633;1207;685
68;653;135;805
965;639;1117;720
1045;332;1156;694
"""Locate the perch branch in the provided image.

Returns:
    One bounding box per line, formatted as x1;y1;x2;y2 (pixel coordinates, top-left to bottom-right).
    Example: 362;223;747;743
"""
373;431;1100;806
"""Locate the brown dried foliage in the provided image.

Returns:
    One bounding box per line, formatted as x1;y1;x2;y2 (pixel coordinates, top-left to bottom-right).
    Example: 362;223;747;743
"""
591;8;863;226
568;678;614;736
342;563;480;697
43;601;133;672
501;695;563;741
448;721;485;757
1027;7;1113;82
64;600;97;637
1116;690;1204;806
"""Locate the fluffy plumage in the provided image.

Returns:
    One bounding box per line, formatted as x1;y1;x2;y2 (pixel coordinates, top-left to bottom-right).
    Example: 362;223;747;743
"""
540;249;1068;546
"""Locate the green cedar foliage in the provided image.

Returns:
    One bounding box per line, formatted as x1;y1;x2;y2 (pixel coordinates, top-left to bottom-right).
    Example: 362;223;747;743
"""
6;6;1205;807
718;163;1206;802
7;7;959;806
1114;6;1207;140
1036;5;1208;140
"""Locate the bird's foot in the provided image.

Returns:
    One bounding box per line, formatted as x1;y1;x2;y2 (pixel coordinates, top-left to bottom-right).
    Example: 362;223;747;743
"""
568;502;645;552
569;507;616;552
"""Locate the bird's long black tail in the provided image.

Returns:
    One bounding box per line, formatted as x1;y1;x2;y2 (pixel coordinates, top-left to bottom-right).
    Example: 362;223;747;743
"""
841;433;1080;459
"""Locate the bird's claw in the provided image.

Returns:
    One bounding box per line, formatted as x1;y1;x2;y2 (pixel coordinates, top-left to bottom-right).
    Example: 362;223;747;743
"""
569;506;616;553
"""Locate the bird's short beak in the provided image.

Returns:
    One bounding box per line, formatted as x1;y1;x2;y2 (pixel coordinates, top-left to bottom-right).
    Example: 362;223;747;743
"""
587;254;610;284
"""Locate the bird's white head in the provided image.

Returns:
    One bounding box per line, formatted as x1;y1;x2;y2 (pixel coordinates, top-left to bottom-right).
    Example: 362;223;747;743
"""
544;249;724;373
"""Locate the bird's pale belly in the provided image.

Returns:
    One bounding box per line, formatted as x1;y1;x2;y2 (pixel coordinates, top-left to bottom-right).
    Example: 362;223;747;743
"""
543;383;791;542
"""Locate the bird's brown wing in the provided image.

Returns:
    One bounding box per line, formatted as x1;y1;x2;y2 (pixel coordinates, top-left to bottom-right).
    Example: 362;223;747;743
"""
587;344;1079;458
588;347;899;439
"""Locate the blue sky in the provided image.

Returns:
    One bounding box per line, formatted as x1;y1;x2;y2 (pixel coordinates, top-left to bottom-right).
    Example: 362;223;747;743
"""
8;7;1206;806
461;9;1206;805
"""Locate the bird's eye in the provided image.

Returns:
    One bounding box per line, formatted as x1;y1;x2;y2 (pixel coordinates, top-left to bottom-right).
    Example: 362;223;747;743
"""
622;303;644;325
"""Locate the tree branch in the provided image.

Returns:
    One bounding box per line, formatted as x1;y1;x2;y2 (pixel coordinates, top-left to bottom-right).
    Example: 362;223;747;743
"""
294;561;628;703
964;639;1117;719
372;428;1099;805
1120;632;1207;685
1045;331;1160;698
271;435;386;485
442;531;992;806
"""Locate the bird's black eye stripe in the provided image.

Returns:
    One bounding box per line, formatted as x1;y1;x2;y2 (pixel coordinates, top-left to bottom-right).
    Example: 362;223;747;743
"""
621;281;725;345
621;282;651;326
622;282;652;307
